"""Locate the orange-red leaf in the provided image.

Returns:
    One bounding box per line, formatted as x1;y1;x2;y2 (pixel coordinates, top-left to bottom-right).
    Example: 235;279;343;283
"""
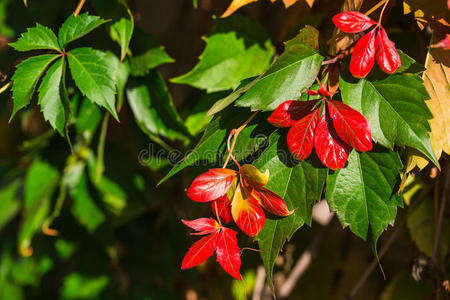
231;183;265;237
187;169;237;202
182;218;218;235
287;108;320;160
332;11;376;33
252;187;293;216
314;115;351;170
181;232;219;269
350;28;377;78
267;100;318;128
326;99;372;152
216;228;241;280
375;27;401;74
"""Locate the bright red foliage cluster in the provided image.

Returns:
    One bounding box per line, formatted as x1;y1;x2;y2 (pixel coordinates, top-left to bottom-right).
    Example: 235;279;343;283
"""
182;165;292;278
268;85;372;170
333;11;401;78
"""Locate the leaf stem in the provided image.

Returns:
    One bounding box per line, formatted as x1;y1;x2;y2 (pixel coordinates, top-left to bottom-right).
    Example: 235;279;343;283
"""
222;111;258;168
0;81;12;94
74;0;86;17
364;0;388;17
95;113;109;184
214;201;223;228
377;0;390;25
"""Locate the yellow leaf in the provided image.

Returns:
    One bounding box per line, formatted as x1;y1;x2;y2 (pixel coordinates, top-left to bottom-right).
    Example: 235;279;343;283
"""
407;32;450;171
240;164;269;188
221;0;258;18
221;0;303;18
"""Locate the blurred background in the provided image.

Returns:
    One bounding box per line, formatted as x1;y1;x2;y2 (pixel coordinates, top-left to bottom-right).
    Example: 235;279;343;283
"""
0;0;448;299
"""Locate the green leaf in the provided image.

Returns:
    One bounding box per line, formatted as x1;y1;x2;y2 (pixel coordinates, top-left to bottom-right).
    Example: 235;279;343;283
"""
10;23;60;52
58;13;108;48
126;72;189;145
61;273;109;299
407;197;449;258
67;47;118;120
128;29;174;77
159;108;276;184
253;132;327;283
70;171;105;232
19;159;59;255
325;148;403;251
184;92;227;136
339;74;439;168
110;16;134;61
208;27;323;115
0;181;21;232
11;54;59;119
75;98;102;143
105;52;129;110
171;15;274;93
38;57;67;135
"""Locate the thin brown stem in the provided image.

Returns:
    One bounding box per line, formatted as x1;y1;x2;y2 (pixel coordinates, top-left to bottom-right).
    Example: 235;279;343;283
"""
364;0;388;17
74;0;86;17
377;0;390;25
214;201;223;227
222;112;258;168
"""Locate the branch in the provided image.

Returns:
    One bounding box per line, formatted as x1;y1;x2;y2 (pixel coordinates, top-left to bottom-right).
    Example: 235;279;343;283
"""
278;215;335;298
74;0;86;17
431;160;450;268
252;265;266;300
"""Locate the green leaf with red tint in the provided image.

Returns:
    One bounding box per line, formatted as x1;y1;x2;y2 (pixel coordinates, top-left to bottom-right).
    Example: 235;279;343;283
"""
267;100;319;128
314;115;351;170
326;99;372;152
287;108;321;160
216;228;241;280
186;168;237;202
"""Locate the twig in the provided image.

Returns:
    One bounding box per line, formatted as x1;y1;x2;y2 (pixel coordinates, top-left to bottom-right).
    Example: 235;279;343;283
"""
364;0;388;16
222;112;258;168
377;0;390;25
252;266;266;300
278;217;335;298
0;81;11;94
74;0;86;16
431;160;450;268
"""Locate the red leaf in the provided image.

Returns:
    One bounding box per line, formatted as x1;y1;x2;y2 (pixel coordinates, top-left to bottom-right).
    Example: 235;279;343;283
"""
187;169;237;202
326;100;372;152
216;228;241;280
252;187;293;216
318;84;331;97
181;232;219;269
314;115;351;170
287;108;320;160
350;28;377;78
182;218;219;234
231;184;265;237
306;90;319;96
211;195;233;223
332;11;376;33
375;27;401;74
267;100;318;127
